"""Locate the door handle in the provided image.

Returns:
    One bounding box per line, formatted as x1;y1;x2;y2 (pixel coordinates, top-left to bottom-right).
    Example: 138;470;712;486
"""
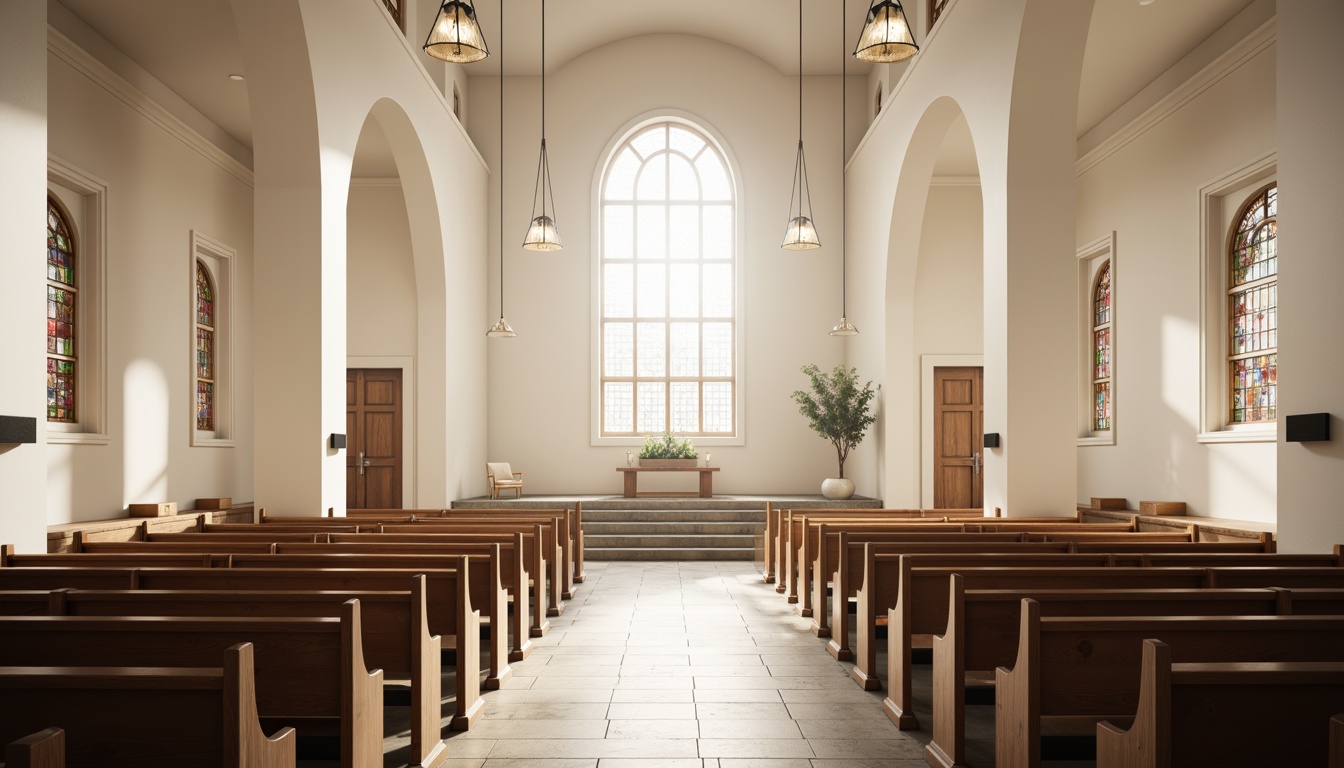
358;451;370;475
972;451;981;476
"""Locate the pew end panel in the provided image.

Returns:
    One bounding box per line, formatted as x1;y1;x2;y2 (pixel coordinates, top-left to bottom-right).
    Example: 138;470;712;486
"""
3;727;64;768
995;598;1042;768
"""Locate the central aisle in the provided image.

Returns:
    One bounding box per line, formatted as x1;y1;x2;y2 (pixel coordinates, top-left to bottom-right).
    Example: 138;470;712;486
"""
443;561;926;767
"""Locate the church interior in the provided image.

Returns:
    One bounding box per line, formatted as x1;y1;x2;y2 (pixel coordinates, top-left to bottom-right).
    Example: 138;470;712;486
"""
2;0;1344;765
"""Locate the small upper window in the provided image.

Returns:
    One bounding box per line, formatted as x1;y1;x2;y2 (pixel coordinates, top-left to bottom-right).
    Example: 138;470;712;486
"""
1227;183;1277;424
930;0;950;30
47;196;77;423
196;260;216;431
1092;261;1112;431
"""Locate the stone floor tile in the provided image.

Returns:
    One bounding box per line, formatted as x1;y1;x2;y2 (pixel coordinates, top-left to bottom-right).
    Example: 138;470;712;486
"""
691;689;783;703
698;719;803;739
804;738;925;759
487;739;699;759
464;719;608;740
694;702;791;720
610;689;696;703
696;740;815;759
605;719;700;739
604;702;697;720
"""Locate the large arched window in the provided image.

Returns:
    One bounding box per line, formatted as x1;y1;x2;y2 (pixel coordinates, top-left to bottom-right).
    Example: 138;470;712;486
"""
47;196;77;423
1228;183;1276;424
1092;260;1112;431
599;120;736;437
195;260;216;432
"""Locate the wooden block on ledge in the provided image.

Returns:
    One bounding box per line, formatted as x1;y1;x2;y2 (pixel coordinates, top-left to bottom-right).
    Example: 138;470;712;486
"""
128;502;178;518
1090;497;1128;510
1139;500;1186;517
194;497;232;510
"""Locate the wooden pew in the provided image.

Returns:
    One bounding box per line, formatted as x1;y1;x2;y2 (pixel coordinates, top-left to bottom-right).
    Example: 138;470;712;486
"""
0;643;295;768
800;525;1026;619
1096;639;1344;768
2;548;229;568
3;728;64;768
52;574;460;766
0;603;380;768
995;602;1344;768
922;578;1344;767
850;548;1344;693
65;531;543;653
819;535;1071;650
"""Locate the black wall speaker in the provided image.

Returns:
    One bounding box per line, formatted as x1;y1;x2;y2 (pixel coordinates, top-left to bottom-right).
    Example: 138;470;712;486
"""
0;416;37;444
329;433;347;450
983;432;1001;448
1285;413;1330;443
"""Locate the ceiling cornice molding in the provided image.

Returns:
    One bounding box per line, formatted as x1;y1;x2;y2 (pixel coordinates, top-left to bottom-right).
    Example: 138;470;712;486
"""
47;26;255;188
349;177;403;187
1076;17;1276;177
930;175;980;187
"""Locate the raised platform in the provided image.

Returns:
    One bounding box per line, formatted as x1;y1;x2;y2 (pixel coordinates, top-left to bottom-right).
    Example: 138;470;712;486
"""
451;495;886;561
450;494;886;511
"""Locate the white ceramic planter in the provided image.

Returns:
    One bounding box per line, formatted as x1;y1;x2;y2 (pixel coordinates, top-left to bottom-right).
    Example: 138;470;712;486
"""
820;477;855;500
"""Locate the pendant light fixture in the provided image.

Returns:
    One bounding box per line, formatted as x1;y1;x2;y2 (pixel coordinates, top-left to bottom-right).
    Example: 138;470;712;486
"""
487;0;515;338
423;0;490;64
782;0;820;250
831;0;858;337
853;0;919;63
522;0;562;251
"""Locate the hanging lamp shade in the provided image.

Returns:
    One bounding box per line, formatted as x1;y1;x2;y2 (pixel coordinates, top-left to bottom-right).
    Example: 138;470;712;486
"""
424;0;489;64
486;316;517;337
829;316;859;337
781;0;820;251
853;0;919;63
782;213;820;250
523;0;563;251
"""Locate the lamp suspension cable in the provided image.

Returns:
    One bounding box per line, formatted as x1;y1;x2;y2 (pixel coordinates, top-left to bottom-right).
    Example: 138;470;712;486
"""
488;0;515;337
782;0;820;250
523;0;563;250
831;0;858;336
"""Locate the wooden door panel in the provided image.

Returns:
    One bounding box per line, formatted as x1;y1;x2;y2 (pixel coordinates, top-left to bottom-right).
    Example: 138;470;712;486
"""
939;411;974;459
346;368;402;509
936;466;975;509
933;366;983;509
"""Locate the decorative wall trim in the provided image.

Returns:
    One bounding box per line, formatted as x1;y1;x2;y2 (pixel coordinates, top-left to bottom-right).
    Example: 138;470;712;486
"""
1076;19;1276;176
930;175;980;187
47;27;255;188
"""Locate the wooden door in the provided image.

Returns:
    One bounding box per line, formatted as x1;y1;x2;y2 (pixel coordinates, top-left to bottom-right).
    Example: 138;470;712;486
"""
933;366;983;509
346;369;402;509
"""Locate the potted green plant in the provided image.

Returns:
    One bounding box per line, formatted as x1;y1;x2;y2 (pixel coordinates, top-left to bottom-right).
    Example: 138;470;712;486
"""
791;364;877;499
638;431;699;468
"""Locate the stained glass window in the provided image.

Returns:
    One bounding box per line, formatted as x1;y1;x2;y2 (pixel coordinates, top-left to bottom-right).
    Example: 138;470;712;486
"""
196;260;216;431
1092;261;1112;431
1228;184;1277;424
930;0;950;29
599;121;736;436
46;197;77;423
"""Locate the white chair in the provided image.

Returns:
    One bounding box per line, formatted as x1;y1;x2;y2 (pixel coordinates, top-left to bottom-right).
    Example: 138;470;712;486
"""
486;462;523;500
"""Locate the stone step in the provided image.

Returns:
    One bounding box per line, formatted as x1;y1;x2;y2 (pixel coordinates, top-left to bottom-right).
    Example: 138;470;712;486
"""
585;547;756;561
582;509;763;523
582;521;760;535
583;533;757;549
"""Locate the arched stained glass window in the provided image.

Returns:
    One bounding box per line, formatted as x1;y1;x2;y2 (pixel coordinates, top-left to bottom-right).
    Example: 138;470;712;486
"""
1092;261;1112;431
599;120;737;437
196;260;216;431
47;196;77;423
1228;183;1277;424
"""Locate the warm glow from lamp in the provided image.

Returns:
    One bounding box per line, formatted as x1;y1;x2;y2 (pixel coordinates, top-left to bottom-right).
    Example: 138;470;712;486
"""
523;215;563;251
782;216;820;250
423;0;489;64
853;0;919;63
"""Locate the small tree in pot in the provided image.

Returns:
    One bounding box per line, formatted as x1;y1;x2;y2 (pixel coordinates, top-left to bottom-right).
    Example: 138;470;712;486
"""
791;364;877;498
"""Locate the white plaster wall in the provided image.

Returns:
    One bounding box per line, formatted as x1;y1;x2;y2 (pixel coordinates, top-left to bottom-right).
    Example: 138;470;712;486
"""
0;1;50;552
1074;43;1277;522
347;185;418;359
915;184;984;358
845;1;1086;516
1276;0;1344;551
469;35;869;495
44;41;255;525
